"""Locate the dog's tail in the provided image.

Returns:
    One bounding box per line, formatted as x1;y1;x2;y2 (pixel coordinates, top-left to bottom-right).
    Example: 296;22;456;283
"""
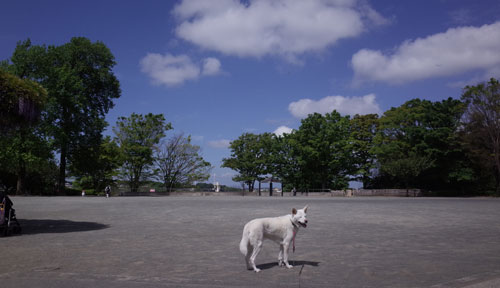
239;225;249;256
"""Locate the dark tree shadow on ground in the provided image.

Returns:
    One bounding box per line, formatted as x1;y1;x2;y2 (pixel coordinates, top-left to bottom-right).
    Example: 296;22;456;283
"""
257;261;320;271
18;219;109;235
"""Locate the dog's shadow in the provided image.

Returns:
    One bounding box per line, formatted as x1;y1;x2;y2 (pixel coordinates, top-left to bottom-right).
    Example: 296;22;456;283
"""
257;260;320;271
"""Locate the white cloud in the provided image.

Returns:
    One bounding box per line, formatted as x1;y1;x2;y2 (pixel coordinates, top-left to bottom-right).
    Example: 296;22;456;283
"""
140;53;221;86
202;57;221;75
288;94;381;118
207;139;231;148
273;126;293;136
173;0;387;61
351;22;500;85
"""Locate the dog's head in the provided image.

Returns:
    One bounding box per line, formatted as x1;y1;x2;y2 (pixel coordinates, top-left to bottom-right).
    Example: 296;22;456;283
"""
292;205;309;228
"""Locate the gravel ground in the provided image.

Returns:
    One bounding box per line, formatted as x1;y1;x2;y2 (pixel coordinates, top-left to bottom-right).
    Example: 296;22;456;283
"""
1;196;500;288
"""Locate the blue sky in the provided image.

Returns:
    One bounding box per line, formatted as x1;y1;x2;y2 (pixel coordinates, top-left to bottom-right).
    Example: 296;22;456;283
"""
2;0;500;187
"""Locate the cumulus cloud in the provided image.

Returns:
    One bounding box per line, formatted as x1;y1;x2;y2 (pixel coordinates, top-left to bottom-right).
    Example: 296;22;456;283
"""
173;0;387;60
202;57;222;75
288;94;381;118
140;53;221;86
273;126;293;136
207;139;231;148
351;22;500;85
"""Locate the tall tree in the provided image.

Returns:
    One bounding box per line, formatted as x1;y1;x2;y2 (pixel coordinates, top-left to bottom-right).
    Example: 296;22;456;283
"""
461;78;500;194
293;111;354;190
114;113;171;193
0;126;54;195
222;133;271;192
154;133;211;192
70;135;122;193
373;98;466;191
268;133;301;192
350;114;378;188
9;38;121;193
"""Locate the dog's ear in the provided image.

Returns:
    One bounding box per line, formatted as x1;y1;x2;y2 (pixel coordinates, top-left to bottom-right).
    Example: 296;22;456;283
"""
292;208;297;215
303;205;309;213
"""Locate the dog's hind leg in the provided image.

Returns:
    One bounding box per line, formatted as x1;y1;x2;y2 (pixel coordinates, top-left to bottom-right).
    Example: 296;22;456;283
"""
245;245;253;270
249;240;263;272
278;244;284;267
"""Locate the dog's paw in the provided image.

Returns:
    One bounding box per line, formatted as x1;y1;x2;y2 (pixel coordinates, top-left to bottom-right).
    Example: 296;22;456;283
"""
286;264;293;269
278;260;284;267
254;268;261;273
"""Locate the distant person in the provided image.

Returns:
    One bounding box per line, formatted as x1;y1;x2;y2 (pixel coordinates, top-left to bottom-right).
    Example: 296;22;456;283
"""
81;190;85;197
105;185;111;198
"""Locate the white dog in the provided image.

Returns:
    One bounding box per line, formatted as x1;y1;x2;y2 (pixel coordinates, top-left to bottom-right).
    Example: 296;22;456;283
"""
239;206;309;272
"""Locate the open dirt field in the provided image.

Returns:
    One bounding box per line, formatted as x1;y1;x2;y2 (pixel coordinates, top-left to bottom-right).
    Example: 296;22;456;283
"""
1;196;500;287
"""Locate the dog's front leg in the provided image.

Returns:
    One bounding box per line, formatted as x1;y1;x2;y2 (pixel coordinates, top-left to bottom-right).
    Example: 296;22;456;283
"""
282;242;293;269
278;244;284;267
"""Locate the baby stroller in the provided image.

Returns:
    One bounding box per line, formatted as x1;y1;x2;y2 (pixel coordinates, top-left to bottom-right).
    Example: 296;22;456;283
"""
0;191;21;236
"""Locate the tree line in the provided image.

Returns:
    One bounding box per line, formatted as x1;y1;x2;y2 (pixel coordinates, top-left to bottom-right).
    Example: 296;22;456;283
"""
1;38;499;196
223;79;500;196
0;38;211;195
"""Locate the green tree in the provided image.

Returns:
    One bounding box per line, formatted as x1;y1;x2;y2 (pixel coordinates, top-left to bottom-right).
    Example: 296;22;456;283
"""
0;127;54;194
9;38;121;193
293;111;354;190
222;133;272;192
350;114;378;188
267;133;301;192
114;113;171;193
154;133;211;192
461;78;500;194
70;135;122;193
373;98;466;191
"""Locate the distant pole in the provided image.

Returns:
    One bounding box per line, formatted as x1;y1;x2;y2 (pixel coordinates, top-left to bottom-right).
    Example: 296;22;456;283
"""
269;180;273;197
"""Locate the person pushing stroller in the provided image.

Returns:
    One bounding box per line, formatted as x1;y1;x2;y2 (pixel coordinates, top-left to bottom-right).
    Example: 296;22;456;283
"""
0;191;21;236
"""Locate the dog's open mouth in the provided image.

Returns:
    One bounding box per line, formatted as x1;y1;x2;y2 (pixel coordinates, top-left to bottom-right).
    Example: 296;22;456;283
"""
299;222;307;228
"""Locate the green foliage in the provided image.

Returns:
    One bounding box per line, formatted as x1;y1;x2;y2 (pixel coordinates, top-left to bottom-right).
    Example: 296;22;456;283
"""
293;111;354;190
70;135;123;192
224;112;355;191
267;133;302;191
372;98;467;190
222;133;273;191
0;69;49;194
8;37;121;192
113;113;172;192
350;114;378;187
0;126;55;194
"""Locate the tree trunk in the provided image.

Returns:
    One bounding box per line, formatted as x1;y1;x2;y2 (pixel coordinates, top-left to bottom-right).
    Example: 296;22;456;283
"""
495;149;500;195
16;165;25;195
58;143;67;194
248;180;255;192
16;130;27;195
